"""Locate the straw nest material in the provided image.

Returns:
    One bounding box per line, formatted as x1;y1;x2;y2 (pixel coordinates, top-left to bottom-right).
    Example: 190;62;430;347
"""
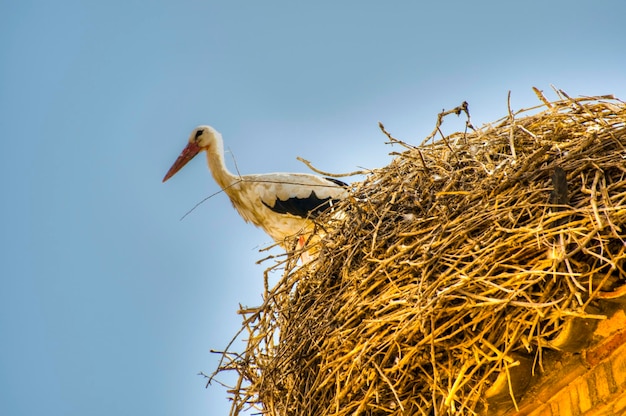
210;90;626;415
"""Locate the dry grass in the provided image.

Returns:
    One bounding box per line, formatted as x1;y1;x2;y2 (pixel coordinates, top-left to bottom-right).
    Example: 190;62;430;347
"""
209;89;626;415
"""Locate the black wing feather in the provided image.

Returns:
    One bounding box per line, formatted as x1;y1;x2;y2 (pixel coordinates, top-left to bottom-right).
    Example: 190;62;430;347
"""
263;191;340;219
323;177;348;187
262;177;347;218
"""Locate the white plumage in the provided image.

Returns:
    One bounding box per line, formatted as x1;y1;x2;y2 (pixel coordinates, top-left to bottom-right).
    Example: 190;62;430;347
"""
163;125;348;251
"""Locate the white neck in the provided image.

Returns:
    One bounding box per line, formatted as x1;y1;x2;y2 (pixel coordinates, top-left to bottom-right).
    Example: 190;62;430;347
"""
205;132;239;189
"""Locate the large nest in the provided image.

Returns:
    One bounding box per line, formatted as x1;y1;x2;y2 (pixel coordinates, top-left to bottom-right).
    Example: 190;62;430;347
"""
211;90;626;415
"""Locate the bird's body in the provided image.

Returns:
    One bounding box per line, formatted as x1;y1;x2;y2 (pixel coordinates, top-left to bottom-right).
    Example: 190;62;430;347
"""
163;125;348;251
213;171;346;244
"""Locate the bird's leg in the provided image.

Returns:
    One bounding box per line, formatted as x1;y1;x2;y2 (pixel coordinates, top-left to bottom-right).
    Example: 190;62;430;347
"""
298;235;313;264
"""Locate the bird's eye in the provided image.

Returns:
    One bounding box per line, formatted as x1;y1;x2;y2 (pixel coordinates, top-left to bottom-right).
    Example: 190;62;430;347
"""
194;130;204;141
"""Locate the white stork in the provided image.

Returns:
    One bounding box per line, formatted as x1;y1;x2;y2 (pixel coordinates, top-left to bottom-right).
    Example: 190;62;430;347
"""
162;125;348;257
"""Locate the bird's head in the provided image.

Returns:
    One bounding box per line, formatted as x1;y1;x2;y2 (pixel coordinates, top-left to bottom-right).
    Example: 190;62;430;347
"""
162;125;221;182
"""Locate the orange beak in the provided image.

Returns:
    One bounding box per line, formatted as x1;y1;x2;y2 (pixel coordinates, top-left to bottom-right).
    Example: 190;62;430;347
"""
162;142;202;182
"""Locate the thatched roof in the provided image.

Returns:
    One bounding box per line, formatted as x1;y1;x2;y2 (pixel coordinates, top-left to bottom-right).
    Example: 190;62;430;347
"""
210;89;626;415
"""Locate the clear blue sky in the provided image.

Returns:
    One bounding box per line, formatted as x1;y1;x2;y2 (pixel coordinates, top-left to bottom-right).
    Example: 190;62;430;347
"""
2;1;625;415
